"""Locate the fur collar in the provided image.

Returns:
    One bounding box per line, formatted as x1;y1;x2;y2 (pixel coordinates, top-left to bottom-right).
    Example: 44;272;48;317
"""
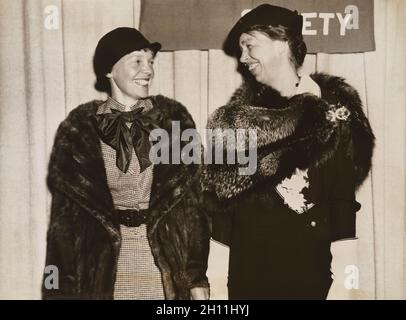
201;73;375;199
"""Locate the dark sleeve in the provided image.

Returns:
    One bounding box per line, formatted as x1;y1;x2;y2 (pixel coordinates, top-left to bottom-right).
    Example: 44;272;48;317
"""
184;177;211;289
42;191;78;299
203;191;233;247
328;140;361;242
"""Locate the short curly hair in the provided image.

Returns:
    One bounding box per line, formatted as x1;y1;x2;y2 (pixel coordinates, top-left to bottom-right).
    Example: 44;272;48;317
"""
244;24;307;70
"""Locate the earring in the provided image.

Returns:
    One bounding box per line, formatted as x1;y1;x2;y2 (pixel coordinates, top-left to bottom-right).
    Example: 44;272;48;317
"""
295;74;301;87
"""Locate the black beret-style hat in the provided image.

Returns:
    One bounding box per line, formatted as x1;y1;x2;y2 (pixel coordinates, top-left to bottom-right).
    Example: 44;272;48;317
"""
223;4;303;56
93;27;161;80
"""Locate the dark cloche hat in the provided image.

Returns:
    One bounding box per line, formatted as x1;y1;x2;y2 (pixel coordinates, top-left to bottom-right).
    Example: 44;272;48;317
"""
93;27;161;79
223;4;303;56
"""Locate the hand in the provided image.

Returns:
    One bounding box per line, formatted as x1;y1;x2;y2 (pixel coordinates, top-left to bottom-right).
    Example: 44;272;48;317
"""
190;287;210;300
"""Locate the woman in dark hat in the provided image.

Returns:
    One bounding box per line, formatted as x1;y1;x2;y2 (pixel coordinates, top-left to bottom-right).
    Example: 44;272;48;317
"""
201;4;375;299
42;27;210;300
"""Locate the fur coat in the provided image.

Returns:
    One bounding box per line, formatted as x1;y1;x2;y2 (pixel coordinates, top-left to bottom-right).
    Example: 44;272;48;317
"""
42;95;210;300
201;73;375;243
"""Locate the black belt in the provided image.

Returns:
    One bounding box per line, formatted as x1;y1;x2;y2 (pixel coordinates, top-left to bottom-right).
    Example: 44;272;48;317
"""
116;209;148;227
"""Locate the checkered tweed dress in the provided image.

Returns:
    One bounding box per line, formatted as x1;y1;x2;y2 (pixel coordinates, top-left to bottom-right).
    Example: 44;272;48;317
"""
97;97;165;300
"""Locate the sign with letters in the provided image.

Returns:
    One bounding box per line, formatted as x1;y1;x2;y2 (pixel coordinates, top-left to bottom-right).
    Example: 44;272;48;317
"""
140;0;375;53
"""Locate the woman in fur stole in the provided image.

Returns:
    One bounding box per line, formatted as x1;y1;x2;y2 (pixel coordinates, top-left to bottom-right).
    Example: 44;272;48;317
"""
42;28;210;300
201;4;375;299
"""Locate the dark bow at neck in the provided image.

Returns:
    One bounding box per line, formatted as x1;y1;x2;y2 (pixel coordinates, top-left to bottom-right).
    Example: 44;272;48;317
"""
93;98;162;173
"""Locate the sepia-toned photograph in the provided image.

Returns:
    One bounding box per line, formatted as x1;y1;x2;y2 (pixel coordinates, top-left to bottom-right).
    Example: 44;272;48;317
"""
0;0;405;302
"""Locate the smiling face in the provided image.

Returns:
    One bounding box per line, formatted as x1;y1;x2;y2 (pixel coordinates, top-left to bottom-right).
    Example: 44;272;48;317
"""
107;49;155;105
239;31;289;87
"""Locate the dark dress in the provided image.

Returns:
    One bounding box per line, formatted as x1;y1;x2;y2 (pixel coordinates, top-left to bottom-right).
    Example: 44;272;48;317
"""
215;145;359;299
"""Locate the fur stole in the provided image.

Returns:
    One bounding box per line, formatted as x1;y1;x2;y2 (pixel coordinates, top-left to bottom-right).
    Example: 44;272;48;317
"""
200;73;375;199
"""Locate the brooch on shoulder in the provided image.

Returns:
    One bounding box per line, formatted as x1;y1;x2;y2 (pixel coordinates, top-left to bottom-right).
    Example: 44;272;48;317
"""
326;103;351;123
